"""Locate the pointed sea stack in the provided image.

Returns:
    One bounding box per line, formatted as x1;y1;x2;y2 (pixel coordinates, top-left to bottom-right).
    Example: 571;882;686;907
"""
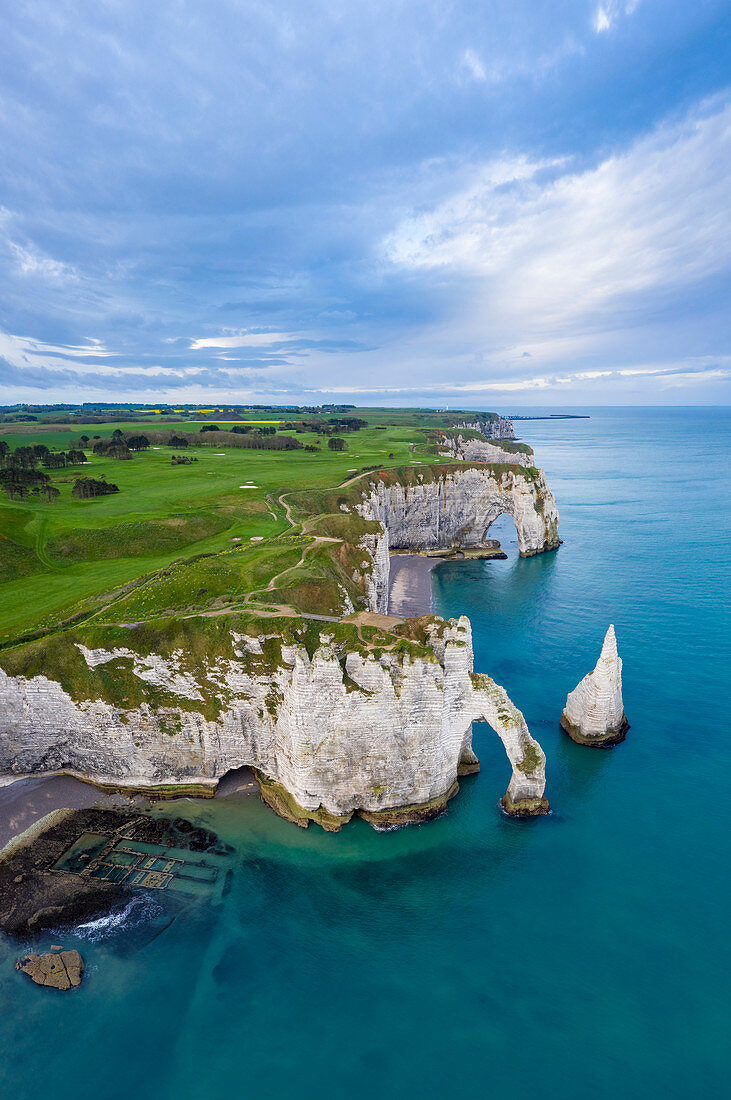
560;625;629;747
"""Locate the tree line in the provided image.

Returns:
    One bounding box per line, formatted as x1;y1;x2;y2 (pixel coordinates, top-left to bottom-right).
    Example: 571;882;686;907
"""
0;441;117;502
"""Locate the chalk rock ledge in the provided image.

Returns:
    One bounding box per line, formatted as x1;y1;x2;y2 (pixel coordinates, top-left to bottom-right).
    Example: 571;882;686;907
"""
560;625;629;747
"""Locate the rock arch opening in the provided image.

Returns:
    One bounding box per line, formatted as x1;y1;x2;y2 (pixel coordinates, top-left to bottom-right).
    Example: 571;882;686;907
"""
483;510;520;558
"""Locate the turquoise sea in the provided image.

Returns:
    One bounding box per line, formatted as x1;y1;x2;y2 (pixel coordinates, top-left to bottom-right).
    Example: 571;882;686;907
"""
1;406;729;1099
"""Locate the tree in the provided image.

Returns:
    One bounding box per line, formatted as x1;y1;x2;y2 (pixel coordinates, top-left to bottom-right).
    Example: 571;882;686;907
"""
328;437;346;451
9;446;38;469
108;444;133;459
93;439;133;460
328;417;367;432
66;449;87;465
126;434;150;451
0;466;50;501
72;477;120;499
200;424;220;432
42;452;67;469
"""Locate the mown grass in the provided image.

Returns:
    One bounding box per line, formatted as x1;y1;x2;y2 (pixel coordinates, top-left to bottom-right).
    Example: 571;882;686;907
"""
0;418;446;642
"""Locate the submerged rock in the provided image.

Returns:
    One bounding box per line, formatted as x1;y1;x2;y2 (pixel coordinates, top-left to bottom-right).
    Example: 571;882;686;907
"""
560;625;629;747
16;949;84;990
0;807;232;937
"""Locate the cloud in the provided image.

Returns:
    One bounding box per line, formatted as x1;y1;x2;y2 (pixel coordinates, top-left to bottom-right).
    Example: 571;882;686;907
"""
0;332;115;369
460;49;487;83
8;242;75;280
593;1;642;34
383;96;731;341
593;7;612;33
309;356;731;396
189;332;295;349
0;1;726;405
0;213;77;283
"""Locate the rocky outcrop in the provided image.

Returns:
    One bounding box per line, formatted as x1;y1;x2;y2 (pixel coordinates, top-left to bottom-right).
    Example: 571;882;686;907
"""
0;618;548;826
16;950;84;990
0;807;231;935
356;465;559;612
437;434;533;466
560;625;629;747
451;416;515;440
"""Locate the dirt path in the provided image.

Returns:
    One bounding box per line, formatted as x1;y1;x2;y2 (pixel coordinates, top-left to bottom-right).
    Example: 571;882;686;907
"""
29;474;379;641
337;468;382;488
242;534;340;606
34;517;61;572
276;491;300;531
276;466;376;533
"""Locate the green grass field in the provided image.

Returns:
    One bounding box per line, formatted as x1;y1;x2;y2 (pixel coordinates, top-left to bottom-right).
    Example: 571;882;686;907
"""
0;410;459;645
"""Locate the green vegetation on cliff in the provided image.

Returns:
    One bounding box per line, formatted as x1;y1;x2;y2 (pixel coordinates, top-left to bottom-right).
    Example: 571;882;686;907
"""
0;405;542;652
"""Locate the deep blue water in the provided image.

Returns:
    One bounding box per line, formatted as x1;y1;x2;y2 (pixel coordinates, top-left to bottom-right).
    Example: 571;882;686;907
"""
1;407;729;1099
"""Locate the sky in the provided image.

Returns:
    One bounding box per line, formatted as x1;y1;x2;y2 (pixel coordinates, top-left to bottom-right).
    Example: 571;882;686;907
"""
1;0;730;407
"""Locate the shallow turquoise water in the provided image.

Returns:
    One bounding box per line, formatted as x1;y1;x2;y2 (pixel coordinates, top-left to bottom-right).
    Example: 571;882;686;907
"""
1;407;729;1099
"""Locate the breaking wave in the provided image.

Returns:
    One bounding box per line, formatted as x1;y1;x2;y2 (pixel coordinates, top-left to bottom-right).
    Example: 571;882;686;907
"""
74;894;164;941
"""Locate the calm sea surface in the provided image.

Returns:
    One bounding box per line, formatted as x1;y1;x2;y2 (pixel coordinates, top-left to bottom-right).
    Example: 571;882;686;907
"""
1;407;729;1099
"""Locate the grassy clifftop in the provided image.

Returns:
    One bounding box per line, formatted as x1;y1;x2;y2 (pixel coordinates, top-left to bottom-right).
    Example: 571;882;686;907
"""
0;407;536;651
0;610;449;717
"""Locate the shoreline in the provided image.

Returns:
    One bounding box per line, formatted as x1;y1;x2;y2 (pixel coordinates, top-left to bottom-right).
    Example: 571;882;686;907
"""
0;766;259;855
1;558;443;854
387;554;440;617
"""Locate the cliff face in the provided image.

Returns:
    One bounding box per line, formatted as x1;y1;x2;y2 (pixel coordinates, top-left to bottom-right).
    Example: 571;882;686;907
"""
451;417;515;440
437;434;533;465
561;625;629;747
0;618;547;826
356;465;560;612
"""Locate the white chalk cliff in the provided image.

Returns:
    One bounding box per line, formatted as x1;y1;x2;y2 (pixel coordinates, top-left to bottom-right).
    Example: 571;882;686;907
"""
0;452;561;828
0;618;548;826
437;434;532;466
560;625;629;746
451;417;515;440
355;465;560;613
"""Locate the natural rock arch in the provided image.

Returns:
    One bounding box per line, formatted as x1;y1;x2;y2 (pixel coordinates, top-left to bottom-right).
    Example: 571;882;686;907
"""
358;465;560;613
465;673;549;814
358;465;559;559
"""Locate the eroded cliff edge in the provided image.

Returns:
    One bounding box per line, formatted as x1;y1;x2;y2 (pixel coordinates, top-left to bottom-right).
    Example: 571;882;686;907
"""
0;424;559;830
0;615;547;828
348;463;559;614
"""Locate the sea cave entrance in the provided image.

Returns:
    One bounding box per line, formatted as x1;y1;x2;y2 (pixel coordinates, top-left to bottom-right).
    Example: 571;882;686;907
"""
215;765;258;799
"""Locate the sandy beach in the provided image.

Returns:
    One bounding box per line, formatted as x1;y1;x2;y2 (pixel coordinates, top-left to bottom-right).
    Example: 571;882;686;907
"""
387;554;439;617
0;775;130;852
0;767;260;853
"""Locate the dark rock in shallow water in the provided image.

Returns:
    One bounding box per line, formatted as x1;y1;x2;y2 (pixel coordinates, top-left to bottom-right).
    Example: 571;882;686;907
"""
0;807;231;938
16;949;84;990
0;809;129;936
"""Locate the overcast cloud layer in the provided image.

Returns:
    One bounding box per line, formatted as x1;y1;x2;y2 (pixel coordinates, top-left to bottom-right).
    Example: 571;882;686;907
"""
1;0;729;406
